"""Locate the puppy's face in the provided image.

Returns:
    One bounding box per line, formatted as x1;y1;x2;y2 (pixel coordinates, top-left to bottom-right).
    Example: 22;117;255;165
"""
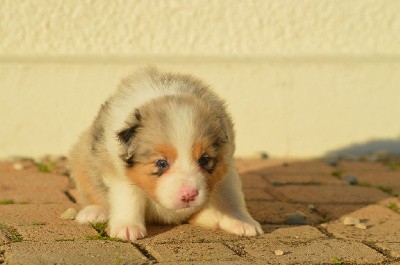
118;96;229;213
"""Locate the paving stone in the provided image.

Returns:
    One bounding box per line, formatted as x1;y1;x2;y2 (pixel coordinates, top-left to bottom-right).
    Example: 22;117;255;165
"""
0;204;97;241
315;204;369;220
0;171;70;204
242;188;275;201
322;204;400;242
240;173;269;189
275;185;389;204
325;219;400;243
4;240;148;265
341;171;400;192
338;161;391;173
0;230;11;245
265;173;341;185
0;162;17;173
247;201;324;224
262;160;335;176
141;224;243;244
260;225;327;242
234;238;385;264
376;242;400;258
348;204;400;220
145;243;241;262
235;159;292;174
157;261;252;265
379;197;400;210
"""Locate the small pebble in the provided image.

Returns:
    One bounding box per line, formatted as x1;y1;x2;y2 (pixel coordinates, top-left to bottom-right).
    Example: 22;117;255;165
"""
12;162;24;170
274;250;285;256
343;216;360;226
343;176;358;185
307;204;316;212
61;208;77;220
355;223;367;230
285;212;307;225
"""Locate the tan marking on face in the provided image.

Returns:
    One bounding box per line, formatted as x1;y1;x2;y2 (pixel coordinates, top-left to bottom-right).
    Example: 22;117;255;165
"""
207;156;227;190
155;144;178;163
192;139;221;161
192;140;212;160
192;141;226;191
126;163;158;198
126;144;177;199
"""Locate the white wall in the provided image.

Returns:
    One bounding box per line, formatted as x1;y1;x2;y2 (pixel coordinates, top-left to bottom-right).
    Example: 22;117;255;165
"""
1;0;400;158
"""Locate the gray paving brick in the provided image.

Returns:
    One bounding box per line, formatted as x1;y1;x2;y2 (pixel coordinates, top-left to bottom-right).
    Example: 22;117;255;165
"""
145;243;241;262
376;242;400;258
236;238;385;264
4;241;148;265
142;224;243;244
323;204;400;243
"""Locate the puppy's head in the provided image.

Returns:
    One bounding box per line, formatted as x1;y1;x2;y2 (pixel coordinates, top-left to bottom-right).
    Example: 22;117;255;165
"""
117;95;231;213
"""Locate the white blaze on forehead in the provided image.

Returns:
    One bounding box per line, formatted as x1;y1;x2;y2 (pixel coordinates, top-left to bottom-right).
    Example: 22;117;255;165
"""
167;103;197;173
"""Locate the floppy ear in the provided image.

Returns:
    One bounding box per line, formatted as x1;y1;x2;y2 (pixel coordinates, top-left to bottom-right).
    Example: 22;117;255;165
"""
117;109;142;166
117;124;140;144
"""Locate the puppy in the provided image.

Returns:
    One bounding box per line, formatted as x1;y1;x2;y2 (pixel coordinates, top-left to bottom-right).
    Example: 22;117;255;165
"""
69;67;263;241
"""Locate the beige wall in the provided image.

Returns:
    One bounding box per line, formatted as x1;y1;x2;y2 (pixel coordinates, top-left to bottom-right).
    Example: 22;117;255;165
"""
1;0;400;159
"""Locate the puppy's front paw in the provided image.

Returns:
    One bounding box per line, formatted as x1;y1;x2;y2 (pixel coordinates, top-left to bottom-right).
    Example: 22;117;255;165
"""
76;205;108;224
109;224;147;241
219;217;263;236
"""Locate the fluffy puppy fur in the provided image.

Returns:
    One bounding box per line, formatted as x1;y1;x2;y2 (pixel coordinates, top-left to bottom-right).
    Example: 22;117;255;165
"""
69;67;263;241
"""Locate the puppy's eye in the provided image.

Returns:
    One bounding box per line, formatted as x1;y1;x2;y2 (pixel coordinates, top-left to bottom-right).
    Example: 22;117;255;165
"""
198;156;211;167
156;159;169;169
153;159;169;177
198;155;215;173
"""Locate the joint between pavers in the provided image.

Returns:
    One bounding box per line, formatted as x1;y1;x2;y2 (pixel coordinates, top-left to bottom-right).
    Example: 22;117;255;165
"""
222;242;252;261
315;224;336;239
63;190;76;203
132;243;158;264
0;248;5;264
362;240;397;263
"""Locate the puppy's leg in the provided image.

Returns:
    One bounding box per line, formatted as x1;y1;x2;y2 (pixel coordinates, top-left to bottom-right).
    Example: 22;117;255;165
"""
107;179;147;241
189;167;263;236
76;205;108;224
72;170;108;224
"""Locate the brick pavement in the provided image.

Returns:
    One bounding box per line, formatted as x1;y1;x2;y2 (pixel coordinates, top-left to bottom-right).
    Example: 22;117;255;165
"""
1;158;400;264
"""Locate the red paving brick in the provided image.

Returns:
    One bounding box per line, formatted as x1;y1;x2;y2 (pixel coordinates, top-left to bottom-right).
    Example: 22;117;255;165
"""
0;171;70;204
274;185;389;204
247;201;325;224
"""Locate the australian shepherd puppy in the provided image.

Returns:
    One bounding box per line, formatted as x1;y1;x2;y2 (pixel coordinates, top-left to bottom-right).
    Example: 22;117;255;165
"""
69;67;263;241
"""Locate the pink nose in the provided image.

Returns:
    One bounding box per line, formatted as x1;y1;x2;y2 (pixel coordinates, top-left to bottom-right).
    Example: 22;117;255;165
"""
180;188;199;203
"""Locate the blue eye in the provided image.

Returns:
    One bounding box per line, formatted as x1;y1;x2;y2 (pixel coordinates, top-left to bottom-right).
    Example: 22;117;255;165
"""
156;159;169;169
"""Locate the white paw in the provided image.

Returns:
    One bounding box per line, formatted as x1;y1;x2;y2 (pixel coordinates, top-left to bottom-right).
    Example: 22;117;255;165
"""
76;205;108;224
219;216;263;236
109;224;147;241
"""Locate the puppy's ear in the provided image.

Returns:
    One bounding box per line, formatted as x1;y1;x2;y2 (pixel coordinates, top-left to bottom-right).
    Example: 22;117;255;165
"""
117;124;140;144
117;109;142;144
117;109;142;166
